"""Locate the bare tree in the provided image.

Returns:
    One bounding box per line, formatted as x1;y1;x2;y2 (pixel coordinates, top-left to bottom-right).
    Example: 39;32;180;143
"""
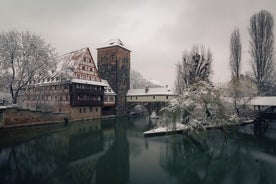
229;28;242;114
175;45;212;94
0;30;56;104
174;62;185;95
230;28;242;80
130;69;162;89
249;10;275;95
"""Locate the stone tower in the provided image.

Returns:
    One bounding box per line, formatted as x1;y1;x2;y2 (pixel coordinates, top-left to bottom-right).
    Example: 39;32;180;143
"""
97;39;130;115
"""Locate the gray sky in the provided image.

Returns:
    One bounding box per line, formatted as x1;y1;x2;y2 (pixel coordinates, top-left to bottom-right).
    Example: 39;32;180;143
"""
1;0;276;87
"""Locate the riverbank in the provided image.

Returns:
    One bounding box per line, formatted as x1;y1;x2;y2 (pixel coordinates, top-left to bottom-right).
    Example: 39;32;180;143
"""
0;113;118;130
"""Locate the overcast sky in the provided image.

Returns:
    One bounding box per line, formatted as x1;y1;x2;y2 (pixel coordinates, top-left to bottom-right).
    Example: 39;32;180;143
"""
1;0;276;87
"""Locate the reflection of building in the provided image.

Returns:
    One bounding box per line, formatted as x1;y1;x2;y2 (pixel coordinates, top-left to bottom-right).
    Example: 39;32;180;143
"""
96;118;129;184
23;48;107;120
41;120;115;184
97;39;131;115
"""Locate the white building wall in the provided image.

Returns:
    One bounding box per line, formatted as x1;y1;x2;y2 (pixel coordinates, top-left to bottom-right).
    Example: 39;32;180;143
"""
126;95;174;103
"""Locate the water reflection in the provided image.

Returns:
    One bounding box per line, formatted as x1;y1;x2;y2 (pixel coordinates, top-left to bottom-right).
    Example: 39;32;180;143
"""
160;130;276;184
0;119;128;184
0;117;275;184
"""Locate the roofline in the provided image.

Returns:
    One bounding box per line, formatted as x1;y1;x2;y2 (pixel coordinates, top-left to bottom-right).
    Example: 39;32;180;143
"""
56;47;89;58
96;45;131;52
71;79;107;86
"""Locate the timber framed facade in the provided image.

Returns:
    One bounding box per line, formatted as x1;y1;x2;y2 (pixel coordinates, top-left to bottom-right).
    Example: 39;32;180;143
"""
23;48;108;120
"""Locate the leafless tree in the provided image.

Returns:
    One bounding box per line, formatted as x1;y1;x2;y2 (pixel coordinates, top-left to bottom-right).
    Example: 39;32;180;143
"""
229;28;242;114
230;28;242;81
0;30;56;104
175;45;212;94
130;69;162;89
249;10;275;95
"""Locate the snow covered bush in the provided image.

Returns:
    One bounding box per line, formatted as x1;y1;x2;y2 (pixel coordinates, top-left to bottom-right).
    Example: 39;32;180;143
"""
161;81;237;133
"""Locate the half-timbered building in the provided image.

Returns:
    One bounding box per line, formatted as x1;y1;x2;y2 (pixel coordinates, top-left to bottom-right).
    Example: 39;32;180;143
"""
23;47;108;120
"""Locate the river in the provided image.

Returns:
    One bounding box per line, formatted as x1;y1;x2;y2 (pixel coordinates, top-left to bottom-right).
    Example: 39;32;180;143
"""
0;116;276;184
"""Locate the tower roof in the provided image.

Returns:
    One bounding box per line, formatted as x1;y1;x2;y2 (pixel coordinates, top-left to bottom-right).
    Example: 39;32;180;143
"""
97;38;130;51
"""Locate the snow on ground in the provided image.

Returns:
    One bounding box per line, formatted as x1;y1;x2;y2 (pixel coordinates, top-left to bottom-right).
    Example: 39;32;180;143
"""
144;123;185;134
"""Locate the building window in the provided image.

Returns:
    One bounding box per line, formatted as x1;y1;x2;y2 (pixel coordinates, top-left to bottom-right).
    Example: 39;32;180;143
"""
82;66;85;70
84;108;86;113
90;107;92;112
136;97;138;99
166;96;168;99
130;96;132;100
95;107;98;112
90;68;93;72
59;108;61;112
79;108;82;113
153;96;155;99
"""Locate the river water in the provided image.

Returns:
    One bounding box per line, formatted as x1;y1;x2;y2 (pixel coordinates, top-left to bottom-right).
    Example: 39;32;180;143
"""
0;116;276;184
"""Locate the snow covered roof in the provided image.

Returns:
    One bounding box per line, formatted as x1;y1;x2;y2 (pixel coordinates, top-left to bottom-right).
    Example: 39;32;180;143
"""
0;106;7;110
102;80;116;95
54;47;88;78
71;79;107;87
97;38;130;51
249;96;276;106
127;87;175;96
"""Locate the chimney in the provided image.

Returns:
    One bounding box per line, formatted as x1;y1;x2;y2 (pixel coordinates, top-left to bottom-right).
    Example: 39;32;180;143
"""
145;86;149;93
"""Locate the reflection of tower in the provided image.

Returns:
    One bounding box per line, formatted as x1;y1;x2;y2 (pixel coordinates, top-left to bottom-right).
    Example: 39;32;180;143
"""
97;39;131;115
96;118;129;184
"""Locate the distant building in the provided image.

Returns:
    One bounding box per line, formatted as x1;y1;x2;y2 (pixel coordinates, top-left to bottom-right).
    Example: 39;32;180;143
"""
23;48;107;120
102;79;116;116
126;87;175;103
97;39;131;115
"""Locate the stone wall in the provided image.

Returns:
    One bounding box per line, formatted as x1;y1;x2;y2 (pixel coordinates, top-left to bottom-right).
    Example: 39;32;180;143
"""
70;106;101;120
97;46;130;115
4;107;66;126
0;110;4;126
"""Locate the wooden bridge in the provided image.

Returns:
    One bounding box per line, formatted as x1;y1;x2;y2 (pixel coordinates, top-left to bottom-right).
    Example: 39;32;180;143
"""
126;87;175;115
248;96;276;135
